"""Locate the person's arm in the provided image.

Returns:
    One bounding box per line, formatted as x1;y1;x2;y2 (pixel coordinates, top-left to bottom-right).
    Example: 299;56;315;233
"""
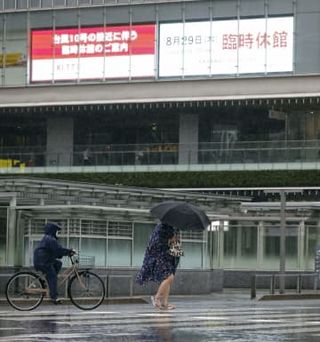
48;238;73;258
158;225;175;253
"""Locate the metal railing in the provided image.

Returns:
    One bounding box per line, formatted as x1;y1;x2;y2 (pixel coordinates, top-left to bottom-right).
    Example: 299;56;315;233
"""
250;273;319;299
0;140;319;170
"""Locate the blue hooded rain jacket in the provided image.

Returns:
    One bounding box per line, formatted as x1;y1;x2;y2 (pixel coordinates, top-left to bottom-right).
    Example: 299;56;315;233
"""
33;222;72;268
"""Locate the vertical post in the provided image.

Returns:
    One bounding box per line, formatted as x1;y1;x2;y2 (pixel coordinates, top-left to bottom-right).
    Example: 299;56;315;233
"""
297;274;302;293
271;274;275;294
279;190;286;294
298;221;305;270
217;221;224;268
257;221;264;269
250;275;256;299
6;197;17;266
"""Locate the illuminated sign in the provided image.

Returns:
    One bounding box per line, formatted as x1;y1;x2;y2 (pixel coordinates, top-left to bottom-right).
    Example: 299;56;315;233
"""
159;17;293;77
31;24;156;81
0;53;26;68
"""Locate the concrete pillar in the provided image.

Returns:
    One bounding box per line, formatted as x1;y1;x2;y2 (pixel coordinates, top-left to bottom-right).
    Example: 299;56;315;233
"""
46;117;74;166
178;113;198;164
6;197;17;266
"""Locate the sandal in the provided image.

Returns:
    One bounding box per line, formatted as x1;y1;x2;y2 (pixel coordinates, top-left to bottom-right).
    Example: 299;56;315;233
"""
162;303;176;310
151;296;163;310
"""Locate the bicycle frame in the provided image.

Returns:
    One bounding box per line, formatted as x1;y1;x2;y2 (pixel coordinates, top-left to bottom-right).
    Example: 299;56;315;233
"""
58;256;86;289
25;256;86;296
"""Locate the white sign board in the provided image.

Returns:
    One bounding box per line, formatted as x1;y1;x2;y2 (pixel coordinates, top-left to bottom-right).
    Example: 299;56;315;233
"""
159;17;293;77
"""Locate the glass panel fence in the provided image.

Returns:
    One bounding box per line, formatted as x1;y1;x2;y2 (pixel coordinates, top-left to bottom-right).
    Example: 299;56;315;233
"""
0;140;319;170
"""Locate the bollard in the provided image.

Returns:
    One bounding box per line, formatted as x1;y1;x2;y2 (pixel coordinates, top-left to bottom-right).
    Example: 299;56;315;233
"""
251;275;256;299
271;274;275;294
297;274;301;293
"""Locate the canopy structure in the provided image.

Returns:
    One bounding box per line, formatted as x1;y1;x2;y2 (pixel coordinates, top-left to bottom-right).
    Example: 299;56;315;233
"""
0;177;249;222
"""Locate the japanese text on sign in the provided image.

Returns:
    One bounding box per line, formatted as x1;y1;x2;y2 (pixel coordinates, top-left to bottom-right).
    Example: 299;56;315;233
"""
222;31;288;50
54;30;138;56
165;35;214;46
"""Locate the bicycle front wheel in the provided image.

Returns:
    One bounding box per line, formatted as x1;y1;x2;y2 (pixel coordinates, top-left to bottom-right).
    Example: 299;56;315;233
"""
6;272;45;311
68;271;105;310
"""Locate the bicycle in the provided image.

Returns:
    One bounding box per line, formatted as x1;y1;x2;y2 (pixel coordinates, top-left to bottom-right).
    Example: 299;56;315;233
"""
5;254;106;311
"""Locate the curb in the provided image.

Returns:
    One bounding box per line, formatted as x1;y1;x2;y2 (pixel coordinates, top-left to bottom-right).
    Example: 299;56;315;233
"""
0;296;149;306
259;293;320;301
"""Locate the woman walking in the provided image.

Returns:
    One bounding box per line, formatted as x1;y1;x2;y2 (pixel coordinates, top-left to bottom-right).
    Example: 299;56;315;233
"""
136;222;181;310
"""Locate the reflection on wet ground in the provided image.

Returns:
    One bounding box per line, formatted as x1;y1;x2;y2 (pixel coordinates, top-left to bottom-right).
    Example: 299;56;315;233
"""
1;292;320;341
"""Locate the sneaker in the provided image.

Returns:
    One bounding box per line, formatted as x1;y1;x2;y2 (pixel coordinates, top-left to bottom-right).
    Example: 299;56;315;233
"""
52;299;63;305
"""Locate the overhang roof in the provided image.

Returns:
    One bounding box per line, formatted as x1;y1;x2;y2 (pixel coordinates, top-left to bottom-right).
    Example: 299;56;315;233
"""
0;177;248;221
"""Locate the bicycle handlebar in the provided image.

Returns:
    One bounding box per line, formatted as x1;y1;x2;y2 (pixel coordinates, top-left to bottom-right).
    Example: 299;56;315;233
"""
68;253;78;265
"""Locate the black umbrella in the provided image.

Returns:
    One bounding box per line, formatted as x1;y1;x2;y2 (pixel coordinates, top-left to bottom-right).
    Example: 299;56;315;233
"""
150;201;210;231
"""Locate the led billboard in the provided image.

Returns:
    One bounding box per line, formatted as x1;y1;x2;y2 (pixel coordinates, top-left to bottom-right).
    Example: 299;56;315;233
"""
159;17;293;77
31;24;155;81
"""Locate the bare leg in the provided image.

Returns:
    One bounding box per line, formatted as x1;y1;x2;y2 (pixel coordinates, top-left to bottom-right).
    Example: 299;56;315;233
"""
155;274;175;308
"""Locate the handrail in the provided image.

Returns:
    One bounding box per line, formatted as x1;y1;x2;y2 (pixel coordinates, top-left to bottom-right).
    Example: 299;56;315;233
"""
0;140;319;169
251;272;319;299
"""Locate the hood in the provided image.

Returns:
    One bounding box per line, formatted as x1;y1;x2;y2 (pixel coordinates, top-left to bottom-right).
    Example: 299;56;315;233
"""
44;222;61;238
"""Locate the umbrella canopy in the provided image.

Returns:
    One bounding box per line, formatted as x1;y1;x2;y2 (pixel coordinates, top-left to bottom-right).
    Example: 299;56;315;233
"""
150;201;210;231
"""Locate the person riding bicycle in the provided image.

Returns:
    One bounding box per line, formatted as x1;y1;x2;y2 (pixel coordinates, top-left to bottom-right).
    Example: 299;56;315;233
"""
33;222;75;304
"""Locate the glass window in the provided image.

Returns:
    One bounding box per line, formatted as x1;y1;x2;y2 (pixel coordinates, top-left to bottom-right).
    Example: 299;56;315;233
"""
286;229;299;270
2;13;27;86
66;0;78;6
24;237;30;266
179;242;204;269
0;216;5;266
41;0;54;8
17;0;28;9
107;239;132;267
263;223;299;271
207;229;220;269
305;225;320;271
133;222;153;267
223;223;258;269
4;0;15;10
53;0;66;7
26;238;41;267
69;237;80;255
81;237;106;267
30;0;40;8
78;0;91;5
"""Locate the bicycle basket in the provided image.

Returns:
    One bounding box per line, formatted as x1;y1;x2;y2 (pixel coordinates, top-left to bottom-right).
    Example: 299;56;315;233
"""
76;255;95;268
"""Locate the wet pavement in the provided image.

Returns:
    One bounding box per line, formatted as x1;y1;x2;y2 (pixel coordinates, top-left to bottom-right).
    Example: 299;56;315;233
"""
1;290;320;341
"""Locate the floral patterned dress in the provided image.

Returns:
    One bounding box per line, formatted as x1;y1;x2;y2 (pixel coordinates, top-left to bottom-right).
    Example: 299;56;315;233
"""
136;223;180;285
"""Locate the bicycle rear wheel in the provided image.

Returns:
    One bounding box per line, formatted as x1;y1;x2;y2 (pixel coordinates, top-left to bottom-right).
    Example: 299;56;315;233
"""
6;272;45;311
68;271;105;310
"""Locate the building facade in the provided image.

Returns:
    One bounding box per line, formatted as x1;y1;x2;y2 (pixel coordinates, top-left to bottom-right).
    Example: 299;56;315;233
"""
0;0;320;173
